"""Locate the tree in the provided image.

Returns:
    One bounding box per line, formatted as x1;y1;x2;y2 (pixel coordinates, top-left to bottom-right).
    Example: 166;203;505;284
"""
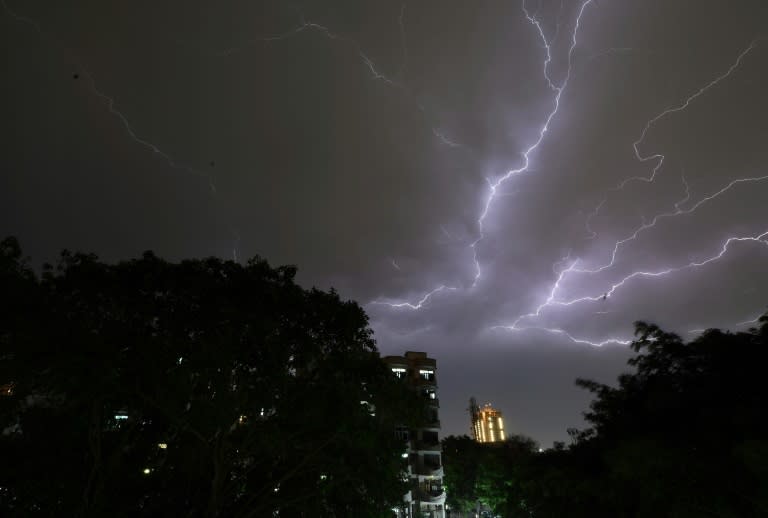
523;316;768;517
0;237;424;517
442;434;538;517
443;315;768;517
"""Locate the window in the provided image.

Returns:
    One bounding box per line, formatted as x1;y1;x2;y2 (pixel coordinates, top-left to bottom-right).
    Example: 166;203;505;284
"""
419;369;435;381
391;367;406;379
422;431;438;444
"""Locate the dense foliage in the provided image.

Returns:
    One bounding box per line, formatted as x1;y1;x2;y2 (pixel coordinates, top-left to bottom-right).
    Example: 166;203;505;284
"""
0;237;424;517
443;314;768;517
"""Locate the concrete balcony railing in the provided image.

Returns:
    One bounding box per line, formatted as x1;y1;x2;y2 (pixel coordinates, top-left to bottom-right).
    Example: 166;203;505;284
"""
413;440;441;452
412;464;444;477
414;488;446;505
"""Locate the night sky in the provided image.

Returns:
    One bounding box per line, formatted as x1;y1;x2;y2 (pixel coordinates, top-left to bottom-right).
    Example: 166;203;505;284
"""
2;0;767;447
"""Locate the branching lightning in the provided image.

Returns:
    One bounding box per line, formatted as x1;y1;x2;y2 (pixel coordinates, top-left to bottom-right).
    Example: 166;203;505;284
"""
6;0;765;346
371;285;457;310
578;171;768;275
585;41;757;237
489;39;764;346
494;229;768;345
1;0;242;257
184;8;465;150
470;0;593;288
490;324;631;347
2;0;214;190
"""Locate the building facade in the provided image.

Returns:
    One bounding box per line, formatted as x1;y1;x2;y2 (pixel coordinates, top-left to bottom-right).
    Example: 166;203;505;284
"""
469;398;506;443
383;352;446;518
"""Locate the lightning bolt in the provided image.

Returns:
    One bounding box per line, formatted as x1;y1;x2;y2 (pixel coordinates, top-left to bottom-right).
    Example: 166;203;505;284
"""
373;0;594;308
498;40;765;346
578;171;768;275
585;41;757;237
181;8;464;150
500;229;768;338
2;0;214;190
470;0;593;288
370;285;457;310
2;0;241;258
490;325;631;347
82;69;217;192
492;229;768;346
689;311;767;335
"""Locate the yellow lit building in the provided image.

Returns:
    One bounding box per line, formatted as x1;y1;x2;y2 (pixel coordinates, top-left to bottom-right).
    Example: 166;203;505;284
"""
470;400;506;443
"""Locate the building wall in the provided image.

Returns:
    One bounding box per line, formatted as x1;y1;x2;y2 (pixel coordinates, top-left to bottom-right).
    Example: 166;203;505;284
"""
383;351;446;518
472;404;506;444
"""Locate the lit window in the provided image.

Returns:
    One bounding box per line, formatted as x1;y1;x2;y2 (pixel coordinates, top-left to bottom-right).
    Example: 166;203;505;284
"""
419;369;435;380
391;367;406;379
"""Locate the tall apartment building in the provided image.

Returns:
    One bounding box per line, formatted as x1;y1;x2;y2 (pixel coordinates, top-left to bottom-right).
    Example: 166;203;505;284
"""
469;398;506;443
383;352;446;518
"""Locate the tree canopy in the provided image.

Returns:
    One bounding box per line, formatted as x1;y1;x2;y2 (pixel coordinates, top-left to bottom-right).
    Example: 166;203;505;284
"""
443;314;768;517
0;237;424;517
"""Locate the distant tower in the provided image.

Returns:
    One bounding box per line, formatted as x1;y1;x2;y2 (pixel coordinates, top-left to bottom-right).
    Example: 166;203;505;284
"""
469;399;506;443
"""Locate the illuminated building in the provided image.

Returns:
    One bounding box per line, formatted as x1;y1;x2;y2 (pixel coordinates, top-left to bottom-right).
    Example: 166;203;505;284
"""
469;398;506;443
383;352;445;518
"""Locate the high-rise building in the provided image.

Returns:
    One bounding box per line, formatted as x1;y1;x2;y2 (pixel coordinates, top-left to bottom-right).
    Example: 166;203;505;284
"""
469;398;506;443
383;351;445;518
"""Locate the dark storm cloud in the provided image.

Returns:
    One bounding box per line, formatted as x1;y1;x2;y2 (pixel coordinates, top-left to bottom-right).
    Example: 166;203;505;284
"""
2;0;767;444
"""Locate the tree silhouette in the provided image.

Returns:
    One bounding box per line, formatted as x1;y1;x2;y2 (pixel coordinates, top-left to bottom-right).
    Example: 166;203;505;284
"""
0;237;424;517
443;314;768;517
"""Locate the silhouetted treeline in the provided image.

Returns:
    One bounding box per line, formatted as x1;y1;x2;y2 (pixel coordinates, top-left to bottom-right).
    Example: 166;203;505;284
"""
443;315;768;517
0;237;425;517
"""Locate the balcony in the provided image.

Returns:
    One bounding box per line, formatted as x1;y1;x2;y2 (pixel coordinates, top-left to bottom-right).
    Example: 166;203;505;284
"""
414;488;446;505
412;464;444;477
413;440;441;453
